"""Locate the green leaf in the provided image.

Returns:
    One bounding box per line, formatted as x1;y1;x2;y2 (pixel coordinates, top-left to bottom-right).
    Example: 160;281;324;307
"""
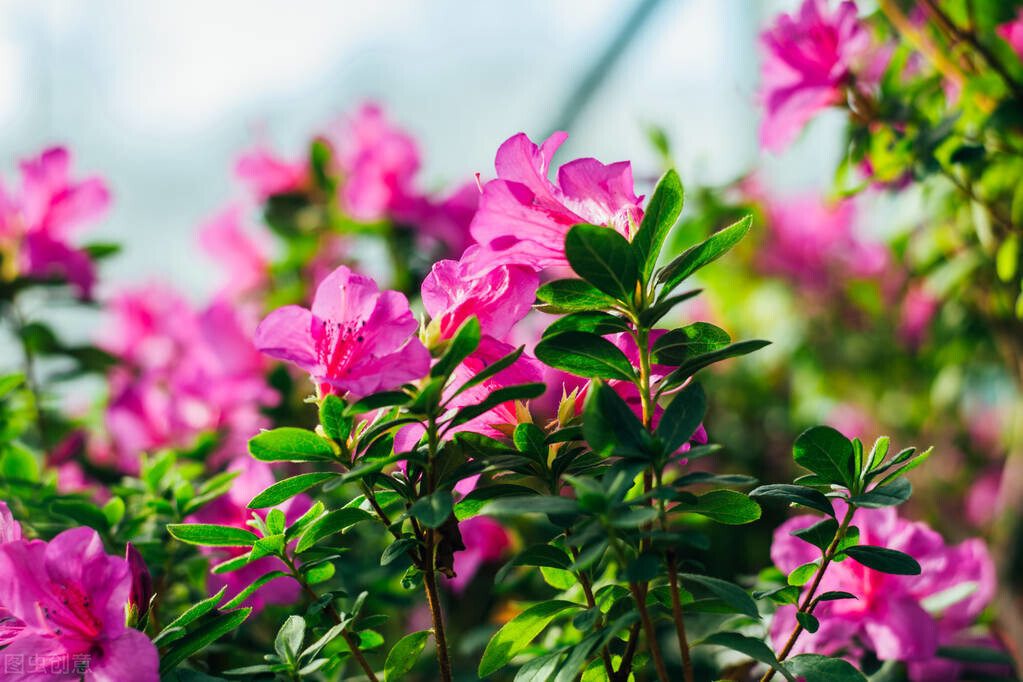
793;426;855;488
0;446;39;482
679;573;758;618
159;608;252;674
222;571;289;610
536;278;617;313
102;497;125;526
303;561;335;585
345;390;410;415
431;316;481;379
564;223;639;301
153;587;227;645
450;382;546;426
49;500;109;531
248;472;339;509
275;615;306;663
296;508;373;553
385;630;431;680
749;484;835;517
677;489;761;525
815;591;856;604
408;490;453;529
787;562;819;587
848;477;912;508
265;509;286;535
167;524;258;547
504;545;573;573
790;518;839;553
535;332;636;381
382;538;418;566
655;382;706;455
784;654;868;682
633;169;683;281
638;289;702;327
513;423;547;458
542;311;631;339
699;632;796;682
658;213;751;293
318;394;350;441
249;428;335;462
652;323;730;364
582;381;647;457
485;496;580;516
842;545;921;575
249;534;285;561
876;446;933;486
478;600;581;677
659;339;770;389
864;436;889;473
796;611;820;633
623;552;661;582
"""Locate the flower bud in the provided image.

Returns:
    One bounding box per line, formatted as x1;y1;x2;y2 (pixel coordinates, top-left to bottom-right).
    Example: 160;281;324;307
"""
124;542;153;627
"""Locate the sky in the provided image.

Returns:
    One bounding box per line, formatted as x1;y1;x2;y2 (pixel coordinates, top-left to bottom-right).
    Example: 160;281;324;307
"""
0;0;839;301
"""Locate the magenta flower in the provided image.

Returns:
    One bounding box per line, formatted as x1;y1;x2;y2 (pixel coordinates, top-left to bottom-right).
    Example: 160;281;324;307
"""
770;502;996;669
422;246;539;342
758;0;871;153
998;9;1023;59
0;147;110;297
198;205;271;300
412;181;481;259
255;265;430;398
329;103;421;223
235;143;307;200
124;543;152;626
469;132;643;272
185;459;310;614
445;515;512;593
0;501;20;545
0;527;158;681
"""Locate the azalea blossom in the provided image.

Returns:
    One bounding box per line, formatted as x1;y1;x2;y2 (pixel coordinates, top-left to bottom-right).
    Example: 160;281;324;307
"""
198;205;272;300
758;0;871;153
770;502;996;676
185;459;309;613
422;245;539;342
0;146;110;297
997;9;1023;59
255;265;430;398
445;515;512;593
469;131;644;272
0;526;159;681
235;143;307;200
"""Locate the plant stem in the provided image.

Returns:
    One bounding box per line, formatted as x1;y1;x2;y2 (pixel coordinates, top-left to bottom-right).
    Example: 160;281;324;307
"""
422;419;453;682
667;554;695;682
285;554;379;682
628;581;670;682
570;545;616;680
758;505;856;682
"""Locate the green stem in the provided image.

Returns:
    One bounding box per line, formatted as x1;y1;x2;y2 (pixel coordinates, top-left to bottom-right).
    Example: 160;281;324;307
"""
422;418;453;682
759;504;856;682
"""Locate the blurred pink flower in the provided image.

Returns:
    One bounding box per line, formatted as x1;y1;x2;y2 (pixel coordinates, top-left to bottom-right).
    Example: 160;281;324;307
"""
0;527;158;681
199;205;271;299
445;516;512;593
0;146;110;297
757;192;889;293
255;265;430;398
413;180;481;258
827;403;876;442
185;459;310;613
422;245;539;341
898;282;940;348
235;144;307;200
331;103;421;223
965;467;1005;528
470;132;643;271
758;0;871;153
770;502;996;670
997;9;1023;58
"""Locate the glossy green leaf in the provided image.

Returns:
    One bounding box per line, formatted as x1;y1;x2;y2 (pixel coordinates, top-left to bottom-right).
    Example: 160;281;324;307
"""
541;311;631;339
564;223;638;301
655;382;706;455
679;573;758;618
793;426;855;488
699;632;796;682
652;322;730;364
248;472;339;509
842;545;921;575
478;600;580;677
633;169;683;280
408;490;454;529
536;278;617;313
784;654;868;682
749;484;835;517
535;332;636;381
790;518;839;553
158;608;252;674
431;316;481;379
385;630;431;680
848;477;912;508
318;394;350;441
249;428;335;462
676;489;761;525
167;524;258;547
296;507;373;552
658;213;752;293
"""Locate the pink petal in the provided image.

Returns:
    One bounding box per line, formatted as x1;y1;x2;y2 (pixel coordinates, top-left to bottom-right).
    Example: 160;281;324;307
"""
254;305;318;371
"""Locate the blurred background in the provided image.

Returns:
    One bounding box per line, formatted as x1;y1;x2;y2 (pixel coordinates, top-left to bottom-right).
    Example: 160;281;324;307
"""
0;0;836;297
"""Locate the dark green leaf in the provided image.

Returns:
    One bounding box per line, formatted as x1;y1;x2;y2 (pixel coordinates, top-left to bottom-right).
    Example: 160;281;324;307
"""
249;428;335;462
848;477;912;508
784;654;868;682
676;489;761;525
248;472;339;509
542;311;631;339
478;601;581;677
749;484;835;517
318;394;350;441
385;630;431;680
842;545;921;575
408;490;454;529
658;214;751;293
935;645;1015;665
431;316;481;379
653;323;730;364
451;345;526;398
660;339;770;389
153;588;227;645
222;571;290;610
49;500;109;531
159;608;252;674
381;538;418;566
536;278;617;313
564;223;639;301
296;508;373;552
633;169;683;281
679;573;758;618
815;591;857;604
513;423;547;458
656;382;706;455
275;615;306;663
345;390;411;416
623;552;661;582
582;381;647;457
638;289;702;327
450;383;546;426
793;426;855;488
535;332;636;381
485;496;580;516
796;611;820;633
790;518;839;553
167;524;258;547
699;632;796;682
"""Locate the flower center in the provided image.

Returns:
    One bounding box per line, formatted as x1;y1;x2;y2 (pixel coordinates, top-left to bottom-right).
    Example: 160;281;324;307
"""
40;581;103;639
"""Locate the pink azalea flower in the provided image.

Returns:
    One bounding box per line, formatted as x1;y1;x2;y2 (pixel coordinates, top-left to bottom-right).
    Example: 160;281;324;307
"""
770;502;996;668
422;245;539;342
411;181;481;259
0;527;159;682
965;467;1005;528
198;205;271;299
255;265;430;398
469;132;643;272
235;144;307;201
898;282;940;348
0;501;20;545
0;502;24;646
997;9;1023;59
0;147;110;297
757;192;889;293
124;543;152;625
445;516;512;593
329;103;421;223
185;459;310;613
758;0;871;153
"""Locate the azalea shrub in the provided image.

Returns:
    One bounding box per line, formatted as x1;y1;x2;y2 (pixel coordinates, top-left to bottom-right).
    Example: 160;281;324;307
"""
2;2;1023;680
